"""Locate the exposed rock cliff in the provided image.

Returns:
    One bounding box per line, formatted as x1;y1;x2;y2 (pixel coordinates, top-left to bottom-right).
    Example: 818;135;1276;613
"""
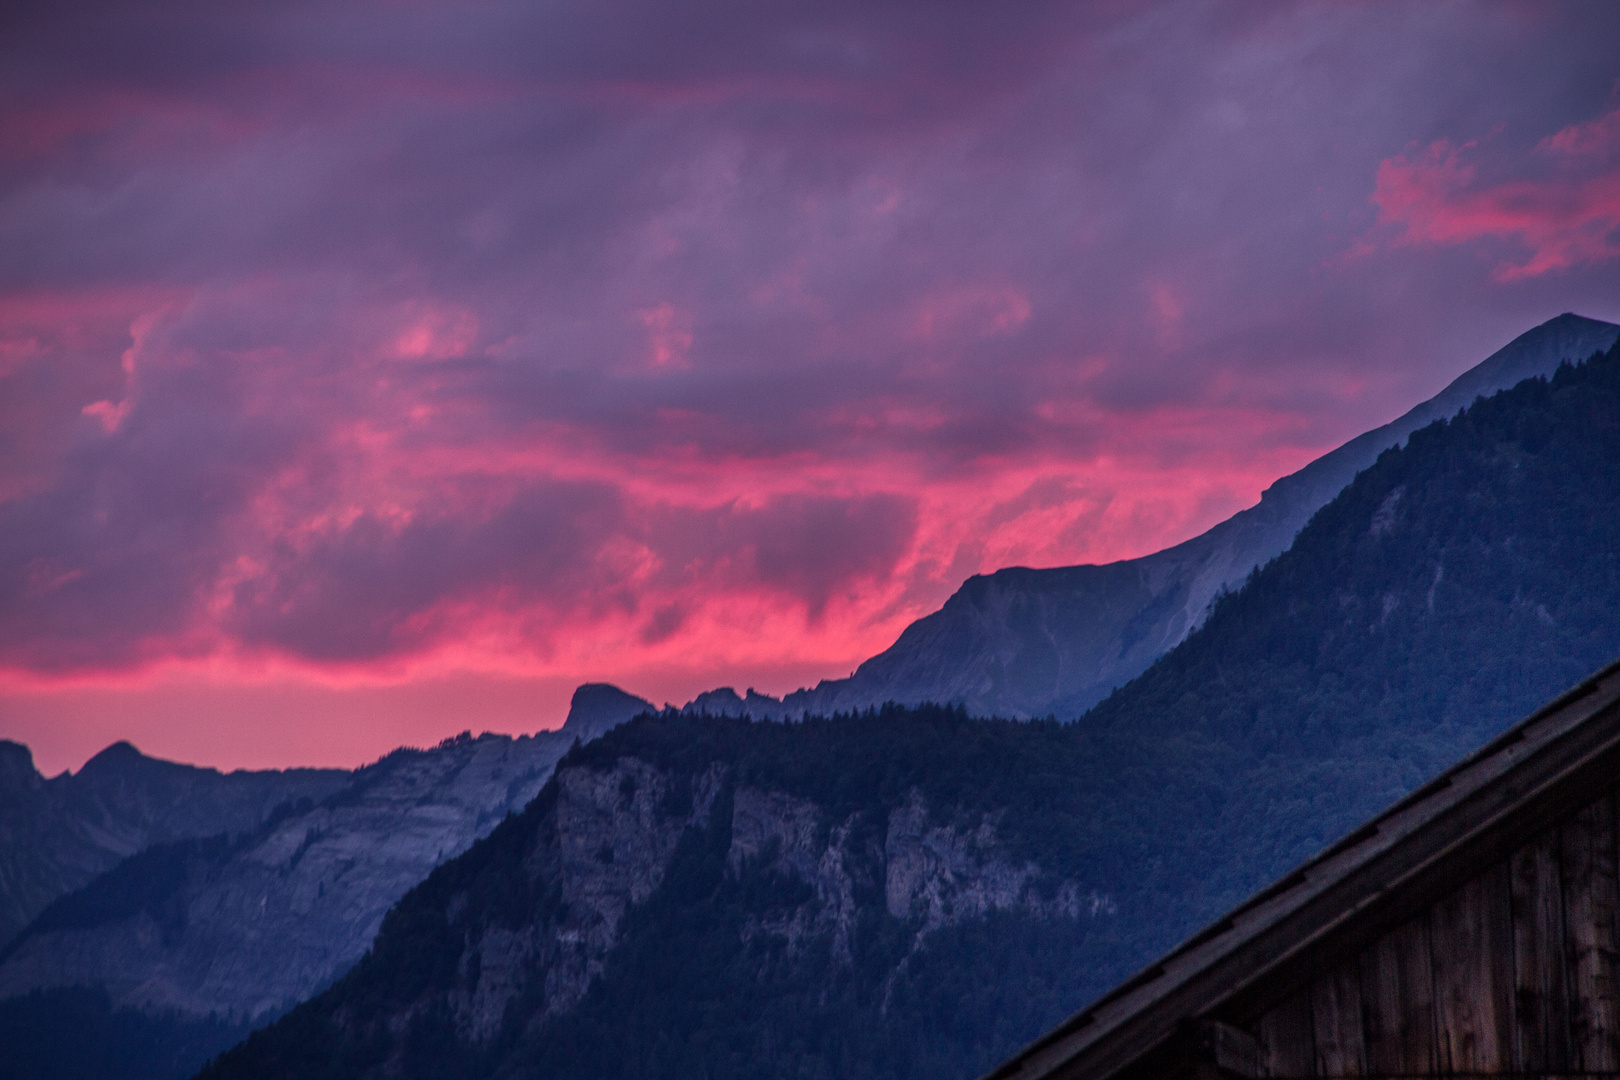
434;760;1083;1046
444;755;720;1041
195;706;1133;1080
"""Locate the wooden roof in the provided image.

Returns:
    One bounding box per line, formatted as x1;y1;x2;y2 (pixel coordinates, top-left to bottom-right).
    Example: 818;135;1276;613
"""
982;655;1620;1080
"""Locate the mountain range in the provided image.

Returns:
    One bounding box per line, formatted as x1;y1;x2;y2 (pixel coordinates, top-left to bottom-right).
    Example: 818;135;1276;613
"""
2;314;1618;1080
661;313;1620;720
0;685;655;1080
198;328;1620;1079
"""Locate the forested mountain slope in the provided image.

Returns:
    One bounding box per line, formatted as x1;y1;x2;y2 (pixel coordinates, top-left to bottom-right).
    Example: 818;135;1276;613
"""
199;340;1620;1080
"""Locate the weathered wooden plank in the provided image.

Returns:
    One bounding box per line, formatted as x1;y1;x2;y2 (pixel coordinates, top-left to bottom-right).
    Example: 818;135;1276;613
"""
1256;994;1315;1078
1310;961;1364;1076
1358;915;1436;1075
1562;793;1620;1071
1430;861;1515;1072
1510;826;1573;1072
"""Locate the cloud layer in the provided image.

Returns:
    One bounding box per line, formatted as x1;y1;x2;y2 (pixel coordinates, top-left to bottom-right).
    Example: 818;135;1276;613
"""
2;0;1619;768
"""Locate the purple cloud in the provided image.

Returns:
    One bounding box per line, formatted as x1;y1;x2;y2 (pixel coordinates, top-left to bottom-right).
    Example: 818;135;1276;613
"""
1;0;1619;768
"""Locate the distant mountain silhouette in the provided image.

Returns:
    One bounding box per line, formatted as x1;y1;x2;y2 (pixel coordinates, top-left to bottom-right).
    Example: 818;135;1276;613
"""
0;740;348;948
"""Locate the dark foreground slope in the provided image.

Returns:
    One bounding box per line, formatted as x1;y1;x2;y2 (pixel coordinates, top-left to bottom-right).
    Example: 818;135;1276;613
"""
200;341;1620;1080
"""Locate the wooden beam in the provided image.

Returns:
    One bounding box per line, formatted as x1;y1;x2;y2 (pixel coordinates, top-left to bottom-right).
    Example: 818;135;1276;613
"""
1309;961;1364;1076
1255;995;1313;1078
1188;1020;1262;1078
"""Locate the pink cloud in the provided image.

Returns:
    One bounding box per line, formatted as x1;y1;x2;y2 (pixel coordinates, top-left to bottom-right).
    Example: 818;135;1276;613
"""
1371;108;1620;280
910;284;1032;342
637;302;694;368
1540;107;1620;157
389;303;479;362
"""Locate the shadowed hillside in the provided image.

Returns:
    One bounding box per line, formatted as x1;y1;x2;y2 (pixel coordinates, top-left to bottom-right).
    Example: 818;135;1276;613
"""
0;742;349;948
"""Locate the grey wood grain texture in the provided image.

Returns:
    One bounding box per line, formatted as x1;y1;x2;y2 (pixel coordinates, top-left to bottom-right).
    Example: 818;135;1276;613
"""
1430;862;1515;1073
1358;915;1437;1076
1562;793;1620;1071
1510;826;1573;1072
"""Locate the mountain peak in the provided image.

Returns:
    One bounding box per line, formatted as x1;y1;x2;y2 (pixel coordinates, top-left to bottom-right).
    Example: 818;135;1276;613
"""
74;741;150;778
1416;312;1619;417
563;683;655;742
0;740;39;789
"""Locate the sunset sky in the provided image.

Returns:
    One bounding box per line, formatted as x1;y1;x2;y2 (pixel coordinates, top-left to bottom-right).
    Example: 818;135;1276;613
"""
3;0;1619;775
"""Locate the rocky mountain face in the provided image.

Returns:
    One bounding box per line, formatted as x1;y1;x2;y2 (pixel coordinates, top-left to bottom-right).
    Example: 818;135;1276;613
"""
421;753;1091;1045
205;336;1620;1080
667;313;1620;720
0;740;349;947
0;684;655;1080
199;710;1126;1080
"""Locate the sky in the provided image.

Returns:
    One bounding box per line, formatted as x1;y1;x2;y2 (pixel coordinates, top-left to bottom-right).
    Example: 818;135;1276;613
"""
2;0;1619;776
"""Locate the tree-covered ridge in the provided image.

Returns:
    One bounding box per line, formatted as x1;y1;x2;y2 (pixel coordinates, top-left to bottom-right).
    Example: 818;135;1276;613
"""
1084;339;1620;910
198;338;1620;1080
